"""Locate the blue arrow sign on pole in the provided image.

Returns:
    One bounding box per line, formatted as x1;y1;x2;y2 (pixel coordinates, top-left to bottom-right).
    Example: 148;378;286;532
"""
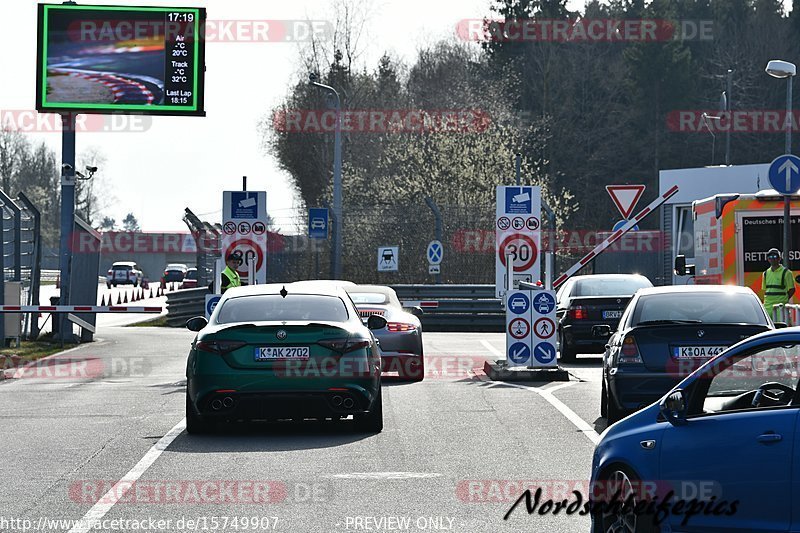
768;154;800;195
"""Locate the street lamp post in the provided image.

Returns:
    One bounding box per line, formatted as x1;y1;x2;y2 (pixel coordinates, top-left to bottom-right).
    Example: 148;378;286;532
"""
766;60;797;268
310;77;343;279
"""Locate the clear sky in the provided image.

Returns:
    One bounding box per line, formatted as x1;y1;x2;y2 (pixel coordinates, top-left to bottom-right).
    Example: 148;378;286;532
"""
2;0;789;232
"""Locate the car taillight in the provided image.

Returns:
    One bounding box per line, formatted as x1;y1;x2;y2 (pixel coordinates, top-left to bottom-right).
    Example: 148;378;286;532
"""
568;306;587;320
619;336;643;364
107;270;112;275
318;338;371;353
195;340;247;355
387;322;417;332
164;271;169;276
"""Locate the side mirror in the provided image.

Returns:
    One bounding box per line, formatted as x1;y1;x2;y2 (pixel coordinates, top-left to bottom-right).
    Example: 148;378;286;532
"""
674;255;696;276
367;315;388;330
774;321;789;329
593;325;612;338
186;316;208;332
660;389;688;426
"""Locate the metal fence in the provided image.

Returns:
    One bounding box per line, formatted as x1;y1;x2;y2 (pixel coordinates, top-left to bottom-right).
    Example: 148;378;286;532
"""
0;191;42;340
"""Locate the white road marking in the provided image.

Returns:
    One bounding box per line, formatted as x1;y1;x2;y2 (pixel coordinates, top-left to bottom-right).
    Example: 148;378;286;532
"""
479;338;601;445
504;381;601;445
480;339;503;357
67;418;187;533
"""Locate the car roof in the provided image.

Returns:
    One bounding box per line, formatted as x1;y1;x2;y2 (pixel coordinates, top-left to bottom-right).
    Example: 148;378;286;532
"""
222;281;349;298
569;274;651;281
112;261;136;266
635;284;755;296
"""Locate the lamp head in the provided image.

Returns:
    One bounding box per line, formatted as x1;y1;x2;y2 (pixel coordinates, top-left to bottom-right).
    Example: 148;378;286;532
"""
766;60;797;78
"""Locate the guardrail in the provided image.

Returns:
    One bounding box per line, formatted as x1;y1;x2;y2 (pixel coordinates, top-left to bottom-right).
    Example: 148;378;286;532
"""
393;284;503;332
165;287;209;327
163;284;505;331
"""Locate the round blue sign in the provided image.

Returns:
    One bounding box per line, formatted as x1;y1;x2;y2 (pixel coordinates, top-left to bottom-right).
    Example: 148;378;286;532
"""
508;342;531;364
507;293;530;315
768;154;800;195
612;219;639;232
534;342;557;364
532;292;555;315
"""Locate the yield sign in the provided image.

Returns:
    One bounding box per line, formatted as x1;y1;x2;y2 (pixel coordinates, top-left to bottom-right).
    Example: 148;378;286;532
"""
606;185;645;219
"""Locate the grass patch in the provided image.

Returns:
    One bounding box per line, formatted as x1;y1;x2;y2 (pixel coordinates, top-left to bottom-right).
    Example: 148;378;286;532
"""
126;315;169;327
0;339;77;362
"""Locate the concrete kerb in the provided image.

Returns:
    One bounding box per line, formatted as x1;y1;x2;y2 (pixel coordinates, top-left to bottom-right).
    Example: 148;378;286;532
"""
483;359;570;382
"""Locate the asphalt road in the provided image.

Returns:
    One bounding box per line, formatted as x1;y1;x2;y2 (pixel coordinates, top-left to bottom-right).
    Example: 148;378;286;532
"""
0;326;606;533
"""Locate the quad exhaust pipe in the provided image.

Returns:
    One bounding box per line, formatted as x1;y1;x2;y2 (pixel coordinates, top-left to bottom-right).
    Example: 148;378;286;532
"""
343;397;354;409
332;395;343;407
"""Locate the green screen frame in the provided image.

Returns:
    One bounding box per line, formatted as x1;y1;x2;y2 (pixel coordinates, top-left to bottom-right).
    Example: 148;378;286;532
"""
36;4;206;116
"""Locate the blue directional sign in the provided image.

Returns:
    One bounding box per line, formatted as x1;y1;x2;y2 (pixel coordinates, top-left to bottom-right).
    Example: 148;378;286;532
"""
532;292;555;315
308;208;329;239
612;219;639;232
427;240;443;265
205;295;221;320
505;186;533;214
508;342;531;364
768;154;800;195
507;293;530;315
534;342;557;364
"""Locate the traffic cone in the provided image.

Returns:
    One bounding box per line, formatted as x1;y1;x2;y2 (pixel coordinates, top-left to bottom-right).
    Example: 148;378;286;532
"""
149;288;154;299
116;293;122;305
123;292;128;304
100;295;106;306
133;291;139;302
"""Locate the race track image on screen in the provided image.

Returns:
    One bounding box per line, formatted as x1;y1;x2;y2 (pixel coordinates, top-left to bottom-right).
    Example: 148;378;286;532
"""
37;4;205;115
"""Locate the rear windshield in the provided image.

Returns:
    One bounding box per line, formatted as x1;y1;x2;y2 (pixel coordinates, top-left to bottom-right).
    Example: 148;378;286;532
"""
574;277;651;297
632;292;768;325
348;292;388;304
112;265;132;271
215;294;350;324
185;270;198;279
166;264;186;270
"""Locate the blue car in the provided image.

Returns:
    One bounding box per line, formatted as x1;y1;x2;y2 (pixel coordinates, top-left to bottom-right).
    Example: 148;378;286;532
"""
591;327;800;532
600;285;773;423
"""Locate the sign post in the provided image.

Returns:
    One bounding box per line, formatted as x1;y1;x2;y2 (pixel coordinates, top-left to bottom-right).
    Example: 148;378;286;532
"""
495;186;541;298
222;191;268;285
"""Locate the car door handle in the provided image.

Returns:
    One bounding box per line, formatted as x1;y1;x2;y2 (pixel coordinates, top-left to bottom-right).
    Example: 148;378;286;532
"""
757;433;782;443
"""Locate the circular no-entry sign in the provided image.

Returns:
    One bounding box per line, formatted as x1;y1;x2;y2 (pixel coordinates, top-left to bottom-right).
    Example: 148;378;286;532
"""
498;233;538;272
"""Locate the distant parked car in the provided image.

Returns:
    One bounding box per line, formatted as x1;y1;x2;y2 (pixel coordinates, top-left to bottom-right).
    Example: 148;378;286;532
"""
163;263;188;283
599;284;774;423
180;268;198;289
556;274;653;363
106;261;144;288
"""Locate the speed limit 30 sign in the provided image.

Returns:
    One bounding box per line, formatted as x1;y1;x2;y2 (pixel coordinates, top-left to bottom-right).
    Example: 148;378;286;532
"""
495;186;541;297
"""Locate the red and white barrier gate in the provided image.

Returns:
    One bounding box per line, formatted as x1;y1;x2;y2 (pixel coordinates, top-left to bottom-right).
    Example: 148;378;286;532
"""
553;185;679;290
0;306;162;313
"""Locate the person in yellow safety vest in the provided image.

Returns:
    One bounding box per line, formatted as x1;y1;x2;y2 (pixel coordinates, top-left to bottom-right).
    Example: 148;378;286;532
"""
221;253;242;294
763;248;795;318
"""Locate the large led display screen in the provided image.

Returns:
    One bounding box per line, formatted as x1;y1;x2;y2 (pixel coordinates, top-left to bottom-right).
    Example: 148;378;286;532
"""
36;4;206;115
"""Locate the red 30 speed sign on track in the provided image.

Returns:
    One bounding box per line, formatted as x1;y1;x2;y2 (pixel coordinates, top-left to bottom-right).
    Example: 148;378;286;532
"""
497;232;538;272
